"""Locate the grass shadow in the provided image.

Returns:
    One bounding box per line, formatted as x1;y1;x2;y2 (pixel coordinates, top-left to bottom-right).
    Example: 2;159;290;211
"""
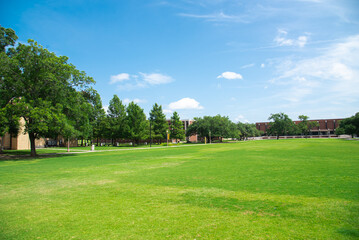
337;228;359;238
180;192;299;217
0;152;78;162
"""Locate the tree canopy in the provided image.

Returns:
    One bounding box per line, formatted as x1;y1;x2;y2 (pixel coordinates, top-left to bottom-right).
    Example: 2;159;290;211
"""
297;115;319;137
237;122;261;140
267;113;295;139
125;102;148;146
336;112;359;137
0;27;94;156
170;112;185;141
107;95;126;143
186;115;239;141
149;103;168;143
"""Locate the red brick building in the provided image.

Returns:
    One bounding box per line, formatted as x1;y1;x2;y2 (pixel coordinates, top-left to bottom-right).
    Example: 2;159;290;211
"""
256;118;343;136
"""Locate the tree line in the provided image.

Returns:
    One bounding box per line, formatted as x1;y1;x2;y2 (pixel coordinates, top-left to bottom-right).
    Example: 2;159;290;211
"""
266;113;319;139
92;96;186;147
265;112;359;139
2;26;356;156
0;26;262;156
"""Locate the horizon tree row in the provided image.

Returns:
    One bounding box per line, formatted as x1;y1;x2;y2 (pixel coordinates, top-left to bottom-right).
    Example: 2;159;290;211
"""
265;112;359;139
93;95;186;146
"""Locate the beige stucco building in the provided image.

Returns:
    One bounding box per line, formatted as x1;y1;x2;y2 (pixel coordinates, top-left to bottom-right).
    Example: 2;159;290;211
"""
0;118;46;150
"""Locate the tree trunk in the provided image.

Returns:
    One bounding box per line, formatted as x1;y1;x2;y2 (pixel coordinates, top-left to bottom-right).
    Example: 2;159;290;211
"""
0;135;3;153
9;133;12;150
67;138;70;152
29;133;36;157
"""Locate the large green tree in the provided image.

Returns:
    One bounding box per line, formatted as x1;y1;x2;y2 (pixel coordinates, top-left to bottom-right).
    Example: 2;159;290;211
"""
0;28;94;156
0;25;17;52
297;115;319;137
82;88;106;145
237;122;261;140
149;103;168;144
267;113;295;139
107;95;126;145
336;112;359;137
125;102;148;146
186;115;238;142
170;112;185;142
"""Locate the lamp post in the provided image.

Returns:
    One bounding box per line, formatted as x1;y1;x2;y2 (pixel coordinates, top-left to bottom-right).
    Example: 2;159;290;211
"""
166;129;169;147
209;130;211;144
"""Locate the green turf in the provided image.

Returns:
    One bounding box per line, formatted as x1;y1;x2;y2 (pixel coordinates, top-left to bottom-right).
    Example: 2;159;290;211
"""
0;139;358;239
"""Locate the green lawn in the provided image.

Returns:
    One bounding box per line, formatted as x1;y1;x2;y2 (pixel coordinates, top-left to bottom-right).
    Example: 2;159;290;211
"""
0;139;358;239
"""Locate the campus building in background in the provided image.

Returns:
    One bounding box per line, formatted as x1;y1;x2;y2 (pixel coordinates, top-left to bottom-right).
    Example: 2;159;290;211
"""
256;118;343;136
0;118;46;150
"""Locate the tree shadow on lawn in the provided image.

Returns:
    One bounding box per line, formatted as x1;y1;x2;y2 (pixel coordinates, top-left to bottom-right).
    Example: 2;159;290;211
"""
179;192;299;218
337;228;359;238
0;152;77;162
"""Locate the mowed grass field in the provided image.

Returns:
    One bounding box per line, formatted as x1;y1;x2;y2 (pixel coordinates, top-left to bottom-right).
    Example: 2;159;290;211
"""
0;139;358;239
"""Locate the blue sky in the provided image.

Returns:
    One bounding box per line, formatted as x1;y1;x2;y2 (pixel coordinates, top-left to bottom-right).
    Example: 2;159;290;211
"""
1;0;359;122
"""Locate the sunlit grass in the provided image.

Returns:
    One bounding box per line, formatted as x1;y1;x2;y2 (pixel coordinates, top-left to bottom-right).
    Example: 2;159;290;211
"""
0;139;358;239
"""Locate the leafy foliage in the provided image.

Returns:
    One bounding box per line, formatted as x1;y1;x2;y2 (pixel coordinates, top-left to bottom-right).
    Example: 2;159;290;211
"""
0;28;94;156
186;115;238;141
237;122;261;140
107;95;126;141
125;102;148;146
297;115;319;137
267;113;295;139
149;103;168;143
0;25;18;53
336;112;359;137
170;112;185;141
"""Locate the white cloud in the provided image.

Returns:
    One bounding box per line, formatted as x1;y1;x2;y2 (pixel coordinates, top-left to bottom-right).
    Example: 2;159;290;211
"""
168;98;204;110
261;63;265;68
217;71;243;80
274;29;308;47
271;35;359;103
178;11;248;23
241;63;255;69
140;73;173;85
111;72;174;90
235;114;249;123
123;98;147;105
110;73;130;84
103;105;109;114
163;109;173;114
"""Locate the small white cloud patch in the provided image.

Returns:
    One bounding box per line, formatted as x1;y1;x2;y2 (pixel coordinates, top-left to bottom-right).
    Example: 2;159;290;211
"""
217;71;243;80
110;72;174;90
168;98;204;110
140;73;173;85
235;114;249;123
274;29;308;47
110;73;130;84
123;98;146;105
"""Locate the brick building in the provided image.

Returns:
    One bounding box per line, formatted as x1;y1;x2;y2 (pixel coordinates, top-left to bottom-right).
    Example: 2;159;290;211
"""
256;118;343;136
